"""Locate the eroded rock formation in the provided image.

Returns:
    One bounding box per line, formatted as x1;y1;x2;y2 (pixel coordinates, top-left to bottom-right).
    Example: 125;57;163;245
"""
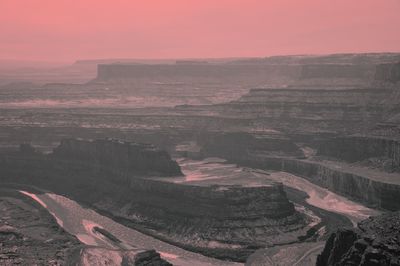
316;212;400;266
53;138;182;176
80;247;172;266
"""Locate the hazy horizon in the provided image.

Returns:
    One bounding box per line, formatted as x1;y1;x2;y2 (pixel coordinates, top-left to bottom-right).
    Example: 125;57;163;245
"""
1;0;399;62
2;51;400;65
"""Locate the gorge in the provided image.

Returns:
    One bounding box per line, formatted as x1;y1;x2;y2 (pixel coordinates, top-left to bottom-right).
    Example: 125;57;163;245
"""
1;52;400;265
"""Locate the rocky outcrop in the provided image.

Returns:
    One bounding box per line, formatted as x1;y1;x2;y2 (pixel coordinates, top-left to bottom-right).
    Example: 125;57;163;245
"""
53;138;182;176
316;211;400;266
94;178;307;262
375;62;400;83
80;247;171;266
120;177;301;240
127;249;172;266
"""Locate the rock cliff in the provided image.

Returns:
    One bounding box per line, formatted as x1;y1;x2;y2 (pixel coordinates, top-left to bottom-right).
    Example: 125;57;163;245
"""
234;156;400;211
317;136;400;172
80;247;171;266
216;86;394;134
316;211;400;266
53;138;182;177
115;178;303;245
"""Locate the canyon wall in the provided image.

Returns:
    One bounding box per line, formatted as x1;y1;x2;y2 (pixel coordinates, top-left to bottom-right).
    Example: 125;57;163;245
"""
121;178;303;254
53;138;182;176
216;87;394;134
316;212;400;266
317;136;400;171
231;156;400;211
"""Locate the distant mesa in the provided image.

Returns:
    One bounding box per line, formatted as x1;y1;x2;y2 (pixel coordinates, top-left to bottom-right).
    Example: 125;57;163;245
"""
175;60;209;65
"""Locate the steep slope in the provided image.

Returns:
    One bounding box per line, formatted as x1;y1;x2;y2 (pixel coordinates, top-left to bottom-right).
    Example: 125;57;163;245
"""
316;212;400;266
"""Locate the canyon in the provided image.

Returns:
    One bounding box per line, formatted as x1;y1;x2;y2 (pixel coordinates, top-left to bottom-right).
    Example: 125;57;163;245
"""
0;139;312;262
1;52;400;265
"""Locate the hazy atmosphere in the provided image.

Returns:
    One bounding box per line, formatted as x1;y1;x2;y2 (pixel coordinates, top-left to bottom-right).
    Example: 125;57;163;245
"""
1;1;400;266
1;0;399;62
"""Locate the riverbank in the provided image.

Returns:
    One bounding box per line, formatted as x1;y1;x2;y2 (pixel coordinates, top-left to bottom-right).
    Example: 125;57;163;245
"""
238;155;400;211
0;188;82;265
0;156;382;265
17;188;243;266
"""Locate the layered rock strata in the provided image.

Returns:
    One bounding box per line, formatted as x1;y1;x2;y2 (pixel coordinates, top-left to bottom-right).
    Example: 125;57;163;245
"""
53;138;182;176
317;136;400;172
214;86;395;135
316;211;400;266
226;155;400;211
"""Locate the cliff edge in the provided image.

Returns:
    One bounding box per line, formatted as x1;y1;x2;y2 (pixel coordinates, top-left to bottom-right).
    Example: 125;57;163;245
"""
316;211;400;266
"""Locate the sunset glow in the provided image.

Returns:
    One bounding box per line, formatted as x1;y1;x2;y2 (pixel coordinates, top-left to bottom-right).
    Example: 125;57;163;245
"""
1;0;399;62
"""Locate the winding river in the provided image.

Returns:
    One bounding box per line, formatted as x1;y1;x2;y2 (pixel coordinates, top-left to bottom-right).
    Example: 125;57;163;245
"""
251;170;379;226
19;158;379;265
20;190;242;266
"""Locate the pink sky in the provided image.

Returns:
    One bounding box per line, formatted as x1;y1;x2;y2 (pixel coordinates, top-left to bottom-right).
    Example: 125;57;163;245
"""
0;0;399;62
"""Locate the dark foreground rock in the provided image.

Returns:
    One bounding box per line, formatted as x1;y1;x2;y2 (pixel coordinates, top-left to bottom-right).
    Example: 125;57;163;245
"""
0;189;172;266
0;189;82;265
80;247;172;266
131;249;172;266
316;211;400;266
